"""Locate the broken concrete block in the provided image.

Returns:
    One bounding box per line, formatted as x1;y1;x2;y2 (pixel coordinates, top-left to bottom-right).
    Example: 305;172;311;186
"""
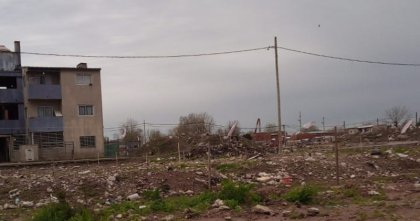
127;193;140;201
252;204;274;215
307;207;320;216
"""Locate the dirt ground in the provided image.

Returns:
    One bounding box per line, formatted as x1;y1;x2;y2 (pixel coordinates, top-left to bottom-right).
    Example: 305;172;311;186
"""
0;143;419;220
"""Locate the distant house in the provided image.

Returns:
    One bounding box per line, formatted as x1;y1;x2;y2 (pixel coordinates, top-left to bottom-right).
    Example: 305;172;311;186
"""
290;131;335;144
252;131;286;147
347;125;374;135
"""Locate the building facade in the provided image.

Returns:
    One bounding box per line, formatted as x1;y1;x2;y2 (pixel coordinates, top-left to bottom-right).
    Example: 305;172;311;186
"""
0;41;104;162
0;42;25;162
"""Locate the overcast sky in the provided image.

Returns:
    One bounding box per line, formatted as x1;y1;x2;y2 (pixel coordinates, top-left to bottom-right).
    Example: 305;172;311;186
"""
1;0;420;135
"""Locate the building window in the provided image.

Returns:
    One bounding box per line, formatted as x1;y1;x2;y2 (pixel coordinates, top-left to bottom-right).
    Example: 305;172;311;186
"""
79;105;93;116
80;136;95;148
33;132;64;148
76;73;92;85
38;106;54;117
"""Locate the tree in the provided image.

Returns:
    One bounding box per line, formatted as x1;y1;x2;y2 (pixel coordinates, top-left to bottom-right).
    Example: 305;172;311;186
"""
385;106;410;128
120;118;142;143
175;112;215;137
264;123;278;133
148;129;164;143
301;125;319;132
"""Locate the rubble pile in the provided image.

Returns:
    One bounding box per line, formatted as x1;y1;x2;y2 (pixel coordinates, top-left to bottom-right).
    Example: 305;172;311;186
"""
0;143;418;220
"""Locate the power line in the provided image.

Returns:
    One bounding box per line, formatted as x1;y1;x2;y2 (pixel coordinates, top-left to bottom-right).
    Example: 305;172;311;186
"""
19;45;420;66
20;47;269;59
274;46;420;66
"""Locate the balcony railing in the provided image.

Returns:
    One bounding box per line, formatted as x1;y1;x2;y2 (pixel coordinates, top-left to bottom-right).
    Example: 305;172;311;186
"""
0;119;25;134
28;84;61;100
29;117;63;132
0;89;23;103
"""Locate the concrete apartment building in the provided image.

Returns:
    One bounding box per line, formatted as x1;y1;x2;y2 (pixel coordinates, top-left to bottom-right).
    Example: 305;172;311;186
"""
0;41;104;162
0;42;25;162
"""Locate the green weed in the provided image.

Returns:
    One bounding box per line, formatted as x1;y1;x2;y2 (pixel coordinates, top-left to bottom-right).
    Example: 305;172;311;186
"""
218;180;261;206
31;203;74;221
284;184;319;204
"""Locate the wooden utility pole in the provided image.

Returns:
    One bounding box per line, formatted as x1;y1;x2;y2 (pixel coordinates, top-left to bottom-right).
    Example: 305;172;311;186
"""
298;112;302;132
334;126;339;185
143;120;146;145
274;37;282;153
207;145;211;189
177;140;181;163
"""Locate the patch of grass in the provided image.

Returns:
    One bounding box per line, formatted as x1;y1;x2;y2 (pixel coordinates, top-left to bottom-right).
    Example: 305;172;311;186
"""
142;189;161;201
218;180;261;206
284;184;319;204
343;186;361;198
216;163;241;172
99;180;261;218
68;208;95;221
356;211;368;221
393;146;409;154
31;203;75;221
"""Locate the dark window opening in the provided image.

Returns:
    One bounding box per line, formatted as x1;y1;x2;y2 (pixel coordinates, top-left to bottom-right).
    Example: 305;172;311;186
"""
0;104;19;120
80;136;95;148
0;137;10;162
79;105;93;116
33;132;64;148
38;106;54;117
39;75;46;84
0;77;17;89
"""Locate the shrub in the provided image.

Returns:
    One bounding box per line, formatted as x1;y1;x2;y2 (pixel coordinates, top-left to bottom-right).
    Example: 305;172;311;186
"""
143;189;161;201
218;180;261;205
284;184;318;204
68;208;95;221
32;202;74;221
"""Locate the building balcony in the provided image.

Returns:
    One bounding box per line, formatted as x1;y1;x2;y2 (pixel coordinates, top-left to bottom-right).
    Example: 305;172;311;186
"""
0;119;25;134
29;117;63;132
28;84;61;100
0;89;23;103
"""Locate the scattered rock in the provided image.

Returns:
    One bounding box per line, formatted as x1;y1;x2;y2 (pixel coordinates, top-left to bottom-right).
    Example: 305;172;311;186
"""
307;207;320;216
252;204;274;215
162;214;175;221
282;210;291;217
370;149;382;156
212;199;225;208
21;201;34;208
78;170;91;175
368;190;380;196
127;193;140;201
396;153;408;158
8;189;20;199
256;176;272;182
3;203;17;209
